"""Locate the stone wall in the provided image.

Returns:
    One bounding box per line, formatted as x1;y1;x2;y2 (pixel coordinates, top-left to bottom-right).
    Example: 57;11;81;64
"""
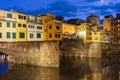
88;43;101;57
60;40;102;58
0;41;59;67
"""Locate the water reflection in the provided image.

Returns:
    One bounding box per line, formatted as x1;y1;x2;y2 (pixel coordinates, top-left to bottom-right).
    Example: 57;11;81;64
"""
60;57;120;80
0;56;119;80
0;63;59;80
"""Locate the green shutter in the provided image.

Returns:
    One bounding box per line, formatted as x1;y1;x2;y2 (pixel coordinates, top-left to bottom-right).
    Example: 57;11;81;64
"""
0;33;2;38
37;33;41;38
6;32;10;38
7;13;12;18
7;22;10;27
12;23;16;28
0;22;2;27
19;32;25;38
12;32;16;39
30;33;33;38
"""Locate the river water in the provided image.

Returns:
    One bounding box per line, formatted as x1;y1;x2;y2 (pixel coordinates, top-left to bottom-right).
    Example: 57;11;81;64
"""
0;55;120;80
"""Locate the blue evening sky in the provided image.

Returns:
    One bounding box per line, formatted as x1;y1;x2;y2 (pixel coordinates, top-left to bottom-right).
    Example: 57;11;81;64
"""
0;0;120;22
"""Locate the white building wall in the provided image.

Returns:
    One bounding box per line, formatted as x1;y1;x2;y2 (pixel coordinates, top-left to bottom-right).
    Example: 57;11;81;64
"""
27;22;43;41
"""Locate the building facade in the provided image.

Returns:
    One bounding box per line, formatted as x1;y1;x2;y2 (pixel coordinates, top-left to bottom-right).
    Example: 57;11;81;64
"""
37;13;62;41
27;15;43;41
62;23;75;39
103;15;113;32
111;14;120;44
0;10;16;42
76;22;101;43
87;15;100;28
11;10;27;42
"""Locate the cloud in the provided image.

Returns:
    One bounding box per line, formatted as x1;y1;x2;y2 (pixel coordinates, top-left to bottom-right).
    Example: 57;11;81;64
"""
1;0;120;25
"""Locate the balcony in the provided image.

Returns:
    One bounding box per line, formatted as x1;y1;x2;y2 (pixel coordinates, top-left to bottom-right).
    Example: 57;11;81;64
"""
28;19;42;24
54;20;62;24
0;16;16;22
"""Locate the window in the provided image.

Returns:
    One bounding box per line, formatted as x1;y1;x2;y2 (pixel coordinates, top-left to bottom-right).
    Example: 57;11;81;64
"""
24;16;26;20
6;32;10;38
58;34;60;38
37;26;42;29
12;23;16;28
56;26;60;29
0;33;2;38
37;33;41;38
0;22;2;27
18;23;22;27
23;24;26;28
30;33;33;38
7;13;12;18
19;32;25;38
12;32;16;39
40;26;42;29
49;26;52;29
18;15;21;19
55;34;57;38
94;38;98;40
7;22;10;27
49;34;52;38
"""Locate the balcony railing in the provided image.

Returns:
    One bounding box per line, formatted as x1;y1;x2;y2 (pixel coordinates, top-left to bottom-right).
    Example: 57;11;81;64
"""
28;19;42;24
54;20;62;24
0;16;16;22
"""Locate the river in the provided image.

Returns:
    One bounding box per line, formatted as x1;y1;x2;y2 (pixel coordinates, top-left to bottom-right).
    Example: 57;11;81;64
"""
0;55;120;80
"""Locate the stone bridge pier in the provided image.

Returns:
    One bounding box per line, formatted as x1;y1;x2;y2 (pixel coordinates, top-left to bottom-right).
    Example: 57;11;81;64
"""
0;41;59;67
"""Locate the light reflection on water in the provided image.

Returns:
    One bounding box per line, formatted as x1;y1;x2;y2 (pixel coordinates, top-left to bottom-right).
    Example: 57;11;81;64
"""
0;56;120;80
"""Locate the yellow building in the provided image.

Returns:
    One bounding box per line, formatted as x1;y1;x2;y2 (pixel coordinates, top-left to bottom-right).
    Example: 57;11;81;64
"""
75;22;101;43
37;13;62;41
11;10;27;42
27;15;44;41
62;23;75;39
75;22;87;42
0;10;16;42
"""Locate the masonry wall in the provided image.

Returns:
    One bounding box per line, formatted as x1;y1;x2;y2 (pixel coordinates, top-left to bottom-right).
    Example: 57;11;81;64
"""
0;41;59;67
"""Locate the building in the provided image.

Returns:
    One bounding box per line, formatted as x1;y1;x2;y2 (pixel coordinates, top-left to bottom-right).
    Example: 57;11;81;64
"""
87;15;100;28
111;14;120;44
27;15;44;41
11;10;28;42
37;13;62;41
75;22;87;42
66;19;82;25
75;22;101;43
62;23;75;39
103;15;113;32
100;30;110;43
0;10;16;42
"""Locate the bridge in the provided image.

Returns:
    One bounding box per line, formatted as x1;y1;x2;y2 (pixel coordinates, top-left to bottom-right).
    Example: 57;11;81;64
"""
0;41;59;67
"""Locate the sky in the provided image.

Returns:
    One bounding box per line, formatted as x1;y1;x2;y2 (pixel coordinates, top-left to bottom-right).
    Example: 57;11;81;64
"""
0;0;120;23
